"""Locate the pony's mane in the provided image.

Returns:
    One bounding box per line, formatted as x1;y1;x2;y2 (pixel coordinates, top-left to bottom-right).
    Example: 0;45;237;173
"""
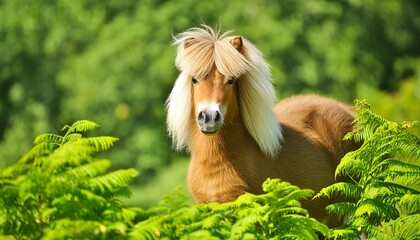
166;25;283;156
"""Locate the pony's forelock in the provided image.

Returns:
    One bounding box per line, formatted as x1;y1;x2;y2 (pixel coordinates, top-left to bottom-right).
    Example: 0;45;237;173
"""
173;26;251;79
167;26;283;155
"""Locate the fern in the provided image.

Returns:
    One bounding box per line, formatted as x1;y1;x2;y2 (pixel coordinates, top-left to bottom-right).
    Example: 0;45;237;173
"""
316;100;420;239
3;102;418;239
0;120;141;240
129;178;328;239
61;120;100;135
368;214;420;240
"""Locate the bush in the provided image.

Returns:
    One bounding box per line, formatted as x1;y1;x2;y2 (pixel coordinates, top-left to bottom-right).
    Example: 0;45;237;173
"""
316;100;420;239
0;120;327;239
1;101;419;239
0;120;141;239
129;179;328;239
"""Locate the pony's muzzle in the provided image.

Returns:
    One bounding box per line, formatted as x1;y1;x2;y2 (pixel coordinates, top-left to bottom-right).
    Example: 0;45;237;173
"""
197;109;223;134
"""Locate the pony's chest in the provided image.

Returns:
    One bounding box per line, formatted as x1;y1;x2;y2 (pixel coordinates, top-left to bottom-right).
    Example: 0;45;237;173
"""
187;157;249;203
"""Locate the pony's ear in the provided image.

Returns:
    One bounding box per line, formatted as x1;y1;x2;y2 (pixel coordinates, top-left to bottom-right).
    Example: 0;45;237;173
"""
184;38;195;49
230;36;243;53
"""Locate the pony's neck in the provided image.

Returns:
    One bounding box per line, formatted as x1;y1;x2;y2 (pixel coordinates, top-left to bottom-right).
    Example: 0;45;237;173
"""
188;101;265;201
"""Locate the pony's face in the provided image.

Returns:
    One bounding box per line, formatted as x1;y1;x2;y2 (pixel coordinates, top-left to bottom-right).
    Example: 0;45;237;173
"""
187;36;244;134
191;69;237;134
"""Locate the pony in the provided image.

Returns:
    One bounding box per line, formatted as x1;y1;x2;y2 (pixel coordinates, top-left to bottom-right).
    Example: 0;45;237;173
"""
166;25;358;226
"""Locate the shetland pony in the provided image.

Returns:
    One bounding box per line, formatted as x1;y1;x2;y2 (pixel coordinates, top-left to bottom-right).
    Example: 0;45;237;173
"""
166;26;358;226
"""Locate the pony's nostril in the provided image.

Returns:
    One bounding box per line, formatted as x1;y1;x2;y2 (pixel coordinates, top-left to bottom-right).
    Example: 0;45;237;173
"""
213;111;221;123
197;111;207;124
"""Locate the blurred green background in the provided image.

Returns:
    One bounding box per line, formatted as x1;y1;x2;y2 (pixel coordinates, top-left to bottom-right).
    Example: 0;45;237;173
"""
1;0;419;207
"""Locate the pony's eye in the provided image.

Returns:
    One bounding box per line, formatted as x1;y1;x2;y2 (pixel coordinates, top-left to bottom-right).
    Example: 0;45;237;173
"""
227;77;235;85
192;77;198;85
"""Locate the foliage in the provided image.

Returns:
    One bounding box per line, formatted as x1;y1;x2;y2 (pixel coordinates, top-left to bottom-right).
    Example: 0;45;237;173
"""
315;100;420;239
2;102;420;239
357;78;420;135
0;120;141;240
0;120;329;239
1;1;419;202
130;179;328;240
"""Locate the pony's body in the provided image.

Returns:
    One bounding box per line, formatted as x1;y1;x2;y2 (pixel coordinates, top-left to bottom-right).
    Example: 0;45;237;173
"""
166;26;358;226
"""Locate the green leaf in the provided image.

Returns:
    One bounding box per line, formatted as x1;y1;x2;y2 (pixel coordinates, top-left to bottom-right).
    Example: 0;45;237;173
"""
315;182;362;200
62;120;100;134
33;134;64;145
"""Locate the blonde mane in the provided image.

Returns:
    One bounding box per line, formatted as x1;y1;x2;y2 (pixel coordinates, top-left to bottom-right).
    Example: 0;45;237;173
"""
166;26;283;156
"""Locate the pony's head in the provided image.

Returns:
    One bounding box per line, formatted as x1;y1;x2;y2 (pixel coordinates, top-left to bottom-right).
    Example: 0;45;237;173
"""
166;26;283;156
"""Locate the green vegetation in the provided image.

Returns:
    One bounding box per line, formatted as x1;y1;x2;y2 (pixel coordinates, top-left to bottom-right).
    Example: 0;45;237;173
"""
0;1;419;238
0;120;141;239
129;180;327;239
1;103;419;239
316;100;420;239
0;119;327;239
1;2;419;204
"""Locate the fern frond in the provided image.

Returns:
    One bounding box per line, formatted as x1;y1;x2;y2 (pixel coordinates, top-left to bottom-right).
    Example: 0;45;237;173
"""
368;214;420;240
42;219;104;240
383;171;420;191
274;215;320;239
83;136;119;151
88;168;138;194
61;120;100;134
62;133;82;144
335;153;366;179
354;198;399;222
398;193;420;215
375;181;419;196
326;202;357;220
33;134;64;145
66;159;111;178
275;189;314;207
380;159;420;173
42;142;96;173
327;227;359;240
393;141;420;164
315;182;362;201
230;214;261;237
109;186;133;198
18;142;57;164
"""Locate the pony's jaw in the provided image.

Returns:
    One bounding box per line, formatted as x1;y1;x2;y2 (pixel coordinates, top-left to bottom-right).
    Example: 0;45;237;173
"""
196;103;225;134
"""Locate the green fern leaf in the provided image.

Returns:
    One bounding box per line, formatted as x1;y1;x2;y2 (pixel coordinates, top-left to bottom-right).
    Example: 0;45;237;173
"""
335;153;366;179
33;134;64;145
398;193;420;215
62;133;82;144
369;214;420;240
84;136;119;151
18;142;57;164
354;198;399;221
88;169;138;194
327;227;359;240
62;120;100;134
66;159;111;178
326;202;357;219
315;182;362;200
384;171;420;191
